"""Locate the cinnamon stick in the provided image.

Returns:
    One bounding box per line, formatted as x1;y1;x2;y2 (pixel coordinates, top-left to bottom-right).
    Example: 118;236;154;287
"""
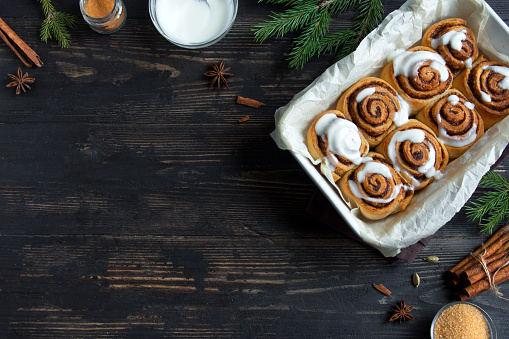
0;18;43;67
463;256;509;286
454;233;509;280
447;224;509;280
460;248;509;279
458;264;509;300
236;96;265;109
237;115;250;124
373;283;391;296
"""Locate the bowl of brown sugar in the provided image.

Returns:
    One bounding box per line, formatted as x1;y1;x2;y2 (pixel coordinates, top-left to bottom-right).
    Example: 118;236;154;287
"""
431;302;496;339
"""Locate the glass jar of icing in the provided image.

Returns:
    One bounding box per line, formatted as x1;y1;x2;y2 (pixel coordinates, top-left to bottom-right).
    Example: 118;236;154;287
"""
80;0;126;34
149;0;238;49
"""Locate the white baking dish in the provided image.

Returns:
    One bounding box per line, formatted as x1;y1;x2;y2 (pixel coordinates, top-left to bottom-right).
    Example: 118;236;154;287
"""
273;0;509;256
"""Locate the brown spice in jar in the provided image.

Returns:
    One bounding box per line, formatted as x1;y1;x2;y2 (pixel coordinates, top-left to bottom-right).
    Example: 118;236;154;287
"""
86;0;115;18
433;304;489;339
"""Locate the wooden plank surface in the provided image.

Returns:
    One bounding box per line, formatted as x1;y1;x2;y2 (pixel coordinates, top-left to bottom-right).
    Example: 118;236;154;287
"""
0;0;508;338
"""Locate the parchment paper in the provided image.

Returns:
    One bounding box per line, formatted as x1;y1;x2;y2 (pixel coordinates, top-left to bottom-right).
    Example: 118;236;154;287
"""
270;0;509;257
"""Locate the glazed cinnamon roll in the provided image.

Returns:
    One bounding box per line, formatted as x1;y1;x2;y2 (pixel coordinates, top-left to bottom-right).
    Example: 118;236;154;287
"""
336;77;410;148
380;46;453;114
422;18;479;76
416;89;484;159
338;152;414;220
307;110;369;181
375;120;449;190
453;58;509;129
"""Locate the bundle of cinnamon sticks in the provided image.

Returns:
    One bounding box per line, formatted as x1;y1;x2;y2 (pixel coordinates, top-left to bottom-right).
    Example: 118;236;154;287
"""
446;224;509;301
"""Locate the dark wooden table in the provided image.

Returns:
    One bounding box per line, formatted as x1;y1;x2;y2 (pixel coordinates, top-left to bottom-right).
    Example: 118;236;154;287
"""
1;0;508;338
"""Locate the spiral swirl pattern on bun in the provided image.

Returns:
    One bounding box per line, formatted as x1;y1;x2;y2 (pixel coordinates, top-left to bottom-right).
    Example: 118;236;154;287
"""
381;46;453;114
338;152;414;220
422;18;479;76
416;89;484;158
375;120;449;190
453;58;509;129
337;77;409;148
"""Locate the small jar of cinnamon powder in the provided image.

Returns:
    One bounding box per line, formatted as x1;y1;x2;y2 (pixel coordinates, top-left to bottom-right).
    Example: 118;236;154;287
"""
80;0;126;34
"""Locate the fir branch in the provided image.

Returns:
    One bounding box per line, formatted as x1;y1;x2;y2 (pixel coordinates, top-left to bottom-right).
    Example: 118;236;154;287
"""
253;0;384;69
288;8;331;68
38;0;76;48
352;0;384;39
466;171;509;234
253;4;319;42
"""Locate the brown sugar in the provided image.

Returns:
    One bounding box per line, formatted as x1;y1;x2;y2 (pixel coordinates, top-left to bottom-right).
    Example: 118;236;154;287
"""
86;0;115;18
434;303;490;339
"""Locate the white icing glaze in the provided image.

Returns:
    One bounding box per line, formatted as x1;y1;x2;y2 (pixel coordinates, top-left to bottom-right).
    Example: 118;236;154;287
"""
392;50;449;82
465;101;475;110
387;129;442;186
356;87;376;103
348;181;404;204
356;161;393;183
447;95;460;105
394;95;410;127
431;29;467;51
482;65;509;90
347;160;413;204
315;113;364;166
480;90;492;103
436;114;477;147
465;57;473;68
430;61;450;82
417;141;436;177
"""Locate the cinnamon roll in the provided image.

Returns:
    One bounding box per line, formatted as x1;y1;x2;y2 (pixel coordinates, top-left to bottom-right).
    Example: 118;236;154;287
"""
375;120;449;190
422;18;479;76
336;77;410;148
453;57;509;129
338;152;414;220
307;110;369;181
416;89;484;159
380;46;453;114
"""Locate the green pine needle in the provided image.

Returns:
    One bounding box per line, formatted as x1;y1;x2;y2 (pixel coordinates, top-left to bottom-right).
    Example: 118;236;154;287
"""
39;0;76;48
253;0;384;69
465;171;509;234
288;8;331;68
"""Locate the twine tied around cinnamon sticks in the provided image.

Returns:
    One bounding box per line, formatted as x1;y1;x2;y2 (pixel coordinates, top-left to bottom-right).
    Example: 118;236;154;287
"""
446;224;509;301
473;244;509;300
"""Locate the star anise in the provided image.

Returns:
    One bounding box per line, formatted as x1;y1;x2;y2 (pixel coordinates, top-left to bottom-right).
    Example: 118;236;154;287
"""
389;299;415;323
204;61;232;88
6;67;35;95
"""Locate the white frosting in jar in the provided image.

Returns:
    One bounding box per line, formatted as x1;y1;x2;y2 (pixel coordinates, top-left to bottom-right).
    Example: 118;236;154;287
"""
431;29;467;51
155;0;234;45
392;50;449;82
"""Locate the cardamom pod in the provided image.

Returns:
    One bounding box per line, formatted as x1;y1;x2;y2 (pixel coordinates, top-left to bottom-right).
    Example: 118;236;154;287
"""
423;256;439;263
412;273;420;287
